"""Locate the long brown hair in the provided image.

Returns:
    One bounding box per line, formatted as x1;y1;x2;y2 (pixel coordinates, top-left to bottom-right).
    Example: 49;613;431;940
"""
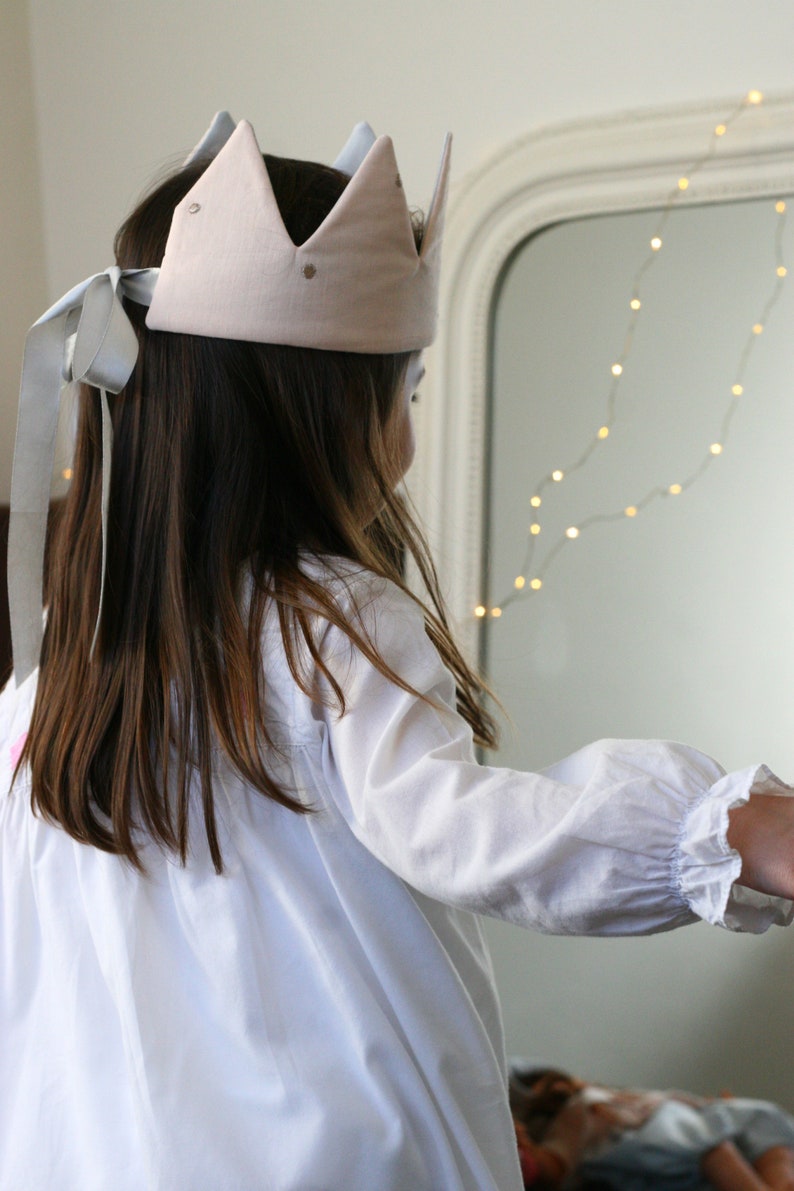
16;148;498;872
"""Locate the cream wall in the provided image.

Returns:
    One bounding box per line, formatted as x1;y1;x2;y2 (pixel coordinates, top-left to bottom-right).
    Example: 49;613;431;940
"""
1;0;46;503
4;0;794;502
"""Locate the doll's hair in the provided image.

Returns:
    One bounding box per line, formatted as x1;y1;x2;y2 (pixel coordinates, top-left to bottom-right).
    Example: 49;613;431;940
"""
509;1068;578;1143
18;150;498;872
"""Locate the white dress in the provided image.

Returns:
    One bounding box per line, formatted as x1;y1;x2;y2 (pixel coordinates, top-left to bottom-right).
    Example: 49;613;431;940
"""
1;566;792;1191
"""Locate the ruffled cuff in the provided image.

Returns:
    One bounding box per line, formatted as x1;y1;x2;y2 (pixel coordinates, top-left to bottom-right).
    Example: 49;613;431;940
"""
677;763;794;932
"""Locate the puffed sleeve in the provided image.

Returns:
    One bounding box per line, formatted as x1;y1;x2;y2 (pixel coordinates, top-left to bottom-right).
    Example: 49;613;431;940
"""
314;572;794;936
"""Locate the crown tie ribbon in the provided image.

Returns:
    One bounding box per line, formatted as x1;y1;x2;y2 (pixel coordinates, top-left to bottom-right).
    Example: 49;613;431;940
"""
9;266;160;684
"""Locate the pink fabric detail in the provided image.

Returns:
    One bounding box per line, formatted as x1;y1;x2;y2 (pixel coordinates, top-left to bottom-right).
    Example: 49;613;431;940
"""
10;732;28;768
146;120;450;353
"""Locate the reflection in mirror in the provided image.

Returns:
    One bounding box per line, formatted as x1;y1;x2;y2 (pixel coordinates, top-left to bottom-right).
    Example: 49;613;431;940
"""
481;197;794;1108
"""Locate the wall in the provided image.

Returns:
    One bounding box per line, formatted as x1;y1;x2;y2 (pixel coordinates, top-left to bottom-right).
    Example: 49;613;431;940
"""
0;0;47;502
5;0;794;500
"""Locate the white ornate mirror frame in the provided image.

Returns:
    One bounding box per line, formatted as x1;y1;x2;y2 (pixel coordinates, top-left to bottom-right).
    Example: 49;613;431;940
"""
411;93;794;659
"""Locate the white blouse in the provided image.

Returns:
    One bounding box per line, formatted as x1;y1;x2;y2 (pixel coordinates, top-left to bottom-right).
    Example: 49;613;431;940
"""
1;566;792;1191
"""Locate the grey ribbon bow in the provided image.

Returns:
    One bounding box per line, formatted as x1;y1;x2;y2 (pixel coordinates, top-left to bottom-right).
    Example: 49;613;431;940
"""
8;266;160;684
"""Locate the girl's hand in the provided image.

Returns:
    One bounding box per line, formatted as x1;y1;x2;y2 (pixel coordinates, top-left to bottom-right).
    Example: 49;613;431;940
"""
727;793;794;900
586;1090;661;1133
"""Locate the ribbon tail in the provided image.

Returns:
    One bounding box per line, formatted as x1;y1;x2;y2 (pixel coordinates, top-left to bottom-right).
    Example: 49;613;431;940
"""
89;388;113;660
8;315;70;685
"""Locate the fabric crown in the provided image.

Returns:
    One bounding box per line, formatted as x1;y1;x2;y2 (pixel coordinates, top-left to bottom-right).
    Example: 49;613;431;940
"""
146;113;451;352
8;114;452;685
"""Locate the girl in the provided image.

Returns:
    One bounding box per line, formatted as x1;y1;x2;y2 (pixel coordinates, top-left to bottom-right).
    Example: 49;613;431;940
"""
3;114;794;1191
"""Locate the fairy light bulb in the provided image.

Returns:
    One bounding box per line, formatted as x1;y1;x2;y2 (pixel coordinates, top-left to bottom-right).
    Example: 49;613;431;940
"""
474;605;486;618
732;384;743;396
514;576;526;590
565;526;580;539
710;443;723;456
530;495;542;508
598;426;609;439
62;468;73;480
776;201;787;214
777;266;788;278
630;298;641;311
747;90;763;105
530;578;542;591
624;506;637;518
611;363;623;376
753;323;764;335
530;523;541;536
552;469;564;482
491;607;502;619
651;237;662;251
715;124;727;136
678;178;689;191
668;483;682;496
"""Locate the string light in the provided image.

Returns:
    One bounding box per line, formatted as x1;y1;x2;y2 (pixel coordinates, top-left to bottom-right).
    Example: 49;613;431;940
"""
477;91;792;622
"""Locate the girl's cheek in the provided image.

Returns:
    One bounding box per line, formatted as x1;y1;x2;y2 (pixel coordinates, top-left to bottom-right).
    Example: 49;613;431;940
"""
400;410;416;474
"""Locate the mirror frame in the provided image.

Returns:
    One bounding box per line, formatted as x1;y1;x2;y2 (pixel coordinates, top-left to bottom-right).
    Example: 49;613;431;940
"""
411;92;794;659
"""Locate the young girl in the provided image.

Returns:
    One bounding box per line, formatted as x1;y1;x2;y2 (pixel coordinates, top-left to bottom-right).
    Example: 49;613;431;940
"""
3;113;794;1191
510;1066;794;1190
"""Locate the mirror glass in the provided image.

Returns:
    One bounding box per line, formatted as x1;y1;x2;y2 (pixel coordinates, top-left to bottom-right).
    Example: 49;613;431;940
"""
482;196;794;1107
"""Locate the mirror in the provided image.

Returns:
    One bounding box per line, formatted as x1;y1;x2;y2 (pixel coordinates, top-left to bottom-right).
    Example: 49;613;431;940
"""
414;95;794;1109
482;196;794;1108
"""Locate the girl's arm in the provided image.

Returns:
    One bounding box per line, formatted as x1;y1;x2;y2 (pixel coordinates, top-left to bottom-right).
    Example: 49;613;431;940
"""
317;573;794;936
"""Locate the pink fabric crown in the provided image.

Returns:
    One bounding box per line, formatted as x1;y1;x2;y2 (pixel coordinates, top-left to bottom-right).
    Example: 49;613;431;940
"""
146;114;452;353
